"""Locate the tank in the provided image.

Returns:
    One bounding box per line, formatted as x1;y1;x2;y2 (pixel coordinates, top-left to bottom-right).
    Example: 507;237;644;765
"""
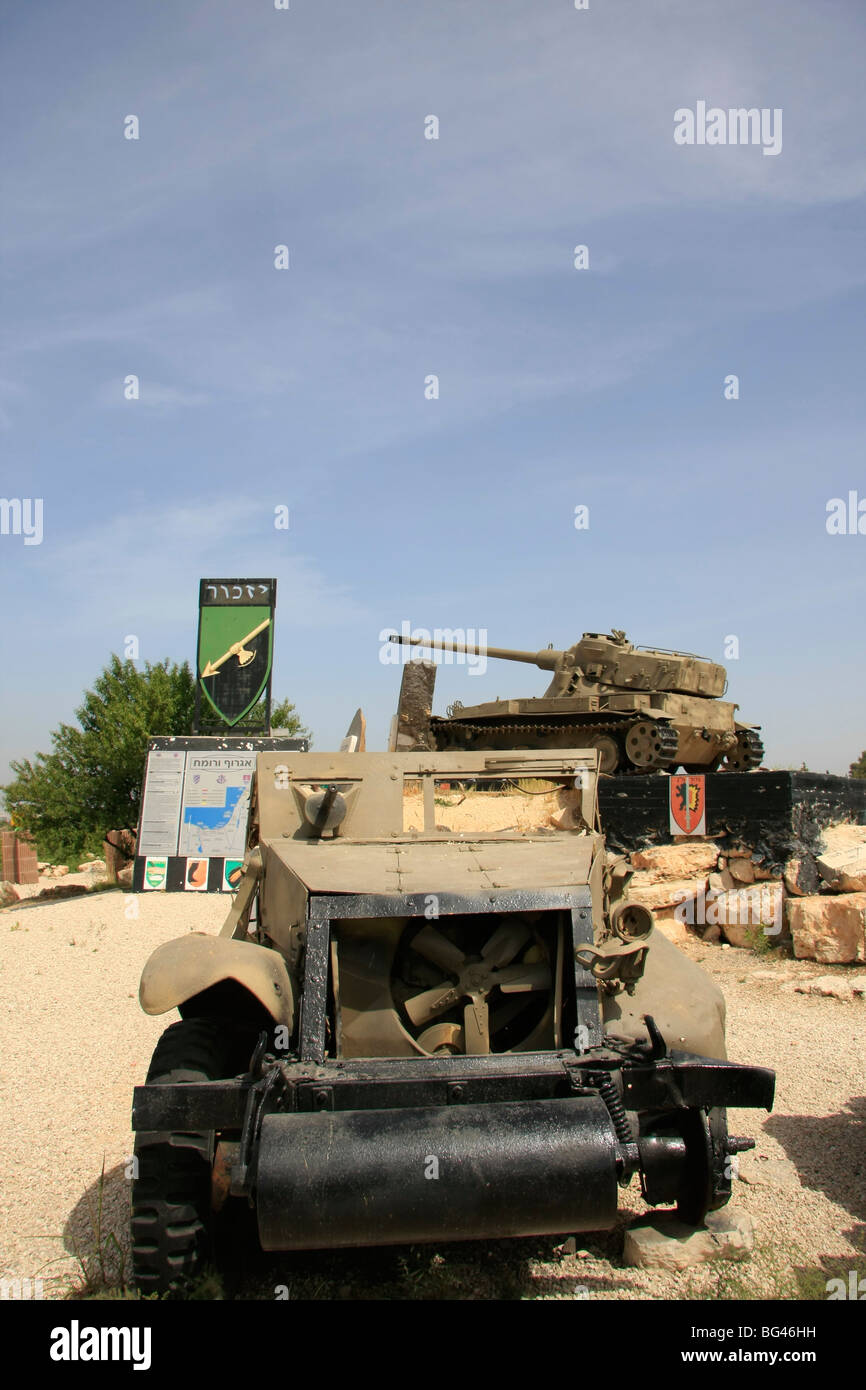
388;629;764;774
130;744;774;1292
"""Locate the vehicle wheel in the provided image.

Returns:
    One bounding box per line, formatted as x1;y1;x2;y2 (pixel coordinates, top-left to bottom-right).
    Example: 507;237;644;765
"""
131;1018;254;1295
589;734;621;776
722;729;764;772
675;1106;731;1225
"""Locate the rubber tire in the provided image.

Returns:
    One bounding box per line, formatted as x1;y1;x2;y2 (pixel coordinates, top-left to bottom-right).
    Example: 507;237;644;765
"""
131;1018;254;1295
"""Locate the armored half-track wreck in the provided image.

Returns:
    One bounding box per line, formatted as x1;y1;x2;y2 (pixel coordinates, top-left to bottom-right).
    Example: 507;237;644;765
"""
389;629;764;774
131;746;774;1292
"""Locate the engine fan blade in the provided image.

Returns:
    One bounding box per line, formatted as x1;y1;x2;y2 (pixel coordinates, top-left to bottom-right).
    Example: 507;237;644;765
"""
405;981;461;1027
463;999;490;1055
494;962;551;994
481;917;531;968
410;924;467;974
416;1022;465;1055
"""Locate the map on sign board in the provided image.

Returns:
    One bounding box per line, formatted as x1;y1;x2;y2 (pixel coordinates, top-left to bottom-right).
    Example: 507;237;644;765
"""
177;753;256;858
135;737;307;892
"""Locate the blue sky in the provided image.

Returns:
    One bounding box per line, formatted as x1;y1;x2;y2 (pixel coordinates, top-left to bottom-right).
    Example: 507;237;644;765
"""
1;0;864;778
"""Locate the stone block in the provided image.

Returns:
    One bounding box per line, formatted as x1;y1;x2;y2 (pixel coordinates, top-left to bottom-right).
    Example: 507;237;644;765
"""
623;1210;755;1269
784;856;819;897
626;874;708;913
816;824;866;892
783;973;866;1001
0;881;21;908
788;893;866;963
629;843;719;879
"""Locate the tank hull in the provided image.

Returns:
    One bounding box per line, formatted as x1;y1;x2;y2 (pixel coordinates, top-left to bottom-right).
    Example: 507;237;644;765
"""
430;694;760;773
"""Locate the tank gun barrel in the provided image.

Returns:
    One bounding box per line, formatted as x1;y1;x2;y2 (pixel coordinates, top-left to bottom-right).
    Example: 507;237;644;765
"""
389;633;562;672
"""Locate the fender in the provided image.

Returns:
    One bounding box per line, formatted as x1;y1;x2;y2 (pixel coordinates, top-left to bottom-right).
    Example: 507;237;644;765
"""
139;933;294;1027
603;931;727;1059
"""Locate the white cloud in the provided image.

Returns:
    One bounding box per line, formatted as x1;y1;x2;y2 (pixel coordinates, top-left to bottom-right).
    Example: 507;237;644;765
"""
95;379;212;410
31;497;371;633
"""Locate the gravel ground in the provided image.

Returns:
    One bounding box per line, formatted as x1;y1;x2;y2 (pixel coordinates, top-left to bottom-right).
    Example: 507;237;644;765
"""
0;890;863;1301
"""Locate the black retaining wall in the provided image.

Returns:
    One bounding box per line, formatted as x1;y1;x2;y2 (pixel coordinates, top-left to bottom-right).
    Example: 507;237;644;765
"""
598;772;866;870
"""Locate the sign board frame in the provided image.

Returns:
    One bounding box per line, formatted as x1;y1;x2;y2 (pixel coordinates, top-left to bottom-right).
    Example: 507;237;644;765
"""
133;735;307;892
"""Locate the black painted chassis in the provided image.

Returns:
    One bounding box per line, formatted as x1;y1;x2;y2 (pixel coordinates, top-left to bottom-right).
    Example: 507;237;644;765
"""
132;887;775;1231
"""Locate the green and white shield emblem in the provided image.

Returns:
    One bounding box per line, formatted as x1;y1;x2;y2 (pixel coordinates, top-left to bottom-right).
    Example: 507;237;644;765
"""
198;606;273;726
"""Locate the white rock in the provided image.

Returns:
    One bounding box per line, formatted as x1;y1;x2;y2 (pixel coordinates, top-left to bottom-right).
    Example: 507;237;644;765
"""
623;1210;755;1269
788;893;866;964
650;908;692;946
738;1156;799;1188
711;883;785;947
0;881;20;908
626;874;708;912
816;825;866;893
786;974;866;1001
629;843;719;879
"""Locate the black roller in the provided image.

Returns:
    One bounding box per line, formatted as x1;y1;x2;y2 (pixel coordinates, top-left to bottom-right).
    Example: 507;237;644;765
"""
256;1096;619;1251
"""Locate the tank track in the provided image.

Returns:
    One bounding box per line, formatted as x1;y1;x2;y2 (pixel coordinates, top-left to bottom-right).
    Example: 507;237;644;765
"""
430;715;679;772
624;719;680;770
724;728;764;771
432;716;627;741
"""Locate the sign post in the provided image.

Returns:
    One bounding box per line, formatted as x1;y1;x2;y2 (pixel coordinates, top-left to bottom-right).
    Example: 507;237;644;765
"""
131;578;305;893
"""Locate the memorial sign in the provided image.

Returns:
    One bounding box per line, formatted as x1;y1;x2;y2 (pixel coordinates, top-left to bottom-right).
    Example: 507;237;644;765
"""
195;578;276;731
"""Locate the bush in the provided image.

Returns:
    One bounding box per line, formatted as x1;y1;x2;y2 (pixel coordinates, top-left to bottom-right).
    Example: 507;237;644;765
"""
2;656;196;863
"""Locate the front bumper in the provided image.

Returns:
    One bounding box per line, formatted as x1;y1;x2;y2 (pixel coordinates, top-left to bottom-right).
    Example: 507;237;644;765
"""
132;1048;775;1133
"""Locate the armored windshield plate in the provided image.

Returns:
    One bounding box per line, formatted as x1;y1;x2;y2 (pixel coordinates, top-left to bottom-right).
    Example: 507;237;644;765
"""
269;836;595;896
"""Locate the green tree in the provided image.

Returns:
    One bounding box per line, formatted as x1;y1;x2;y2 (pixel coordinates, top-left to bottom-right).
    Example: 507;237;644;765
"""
269;698;312;744
850;749;866;779
2;656;197;864
2;658;312;864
